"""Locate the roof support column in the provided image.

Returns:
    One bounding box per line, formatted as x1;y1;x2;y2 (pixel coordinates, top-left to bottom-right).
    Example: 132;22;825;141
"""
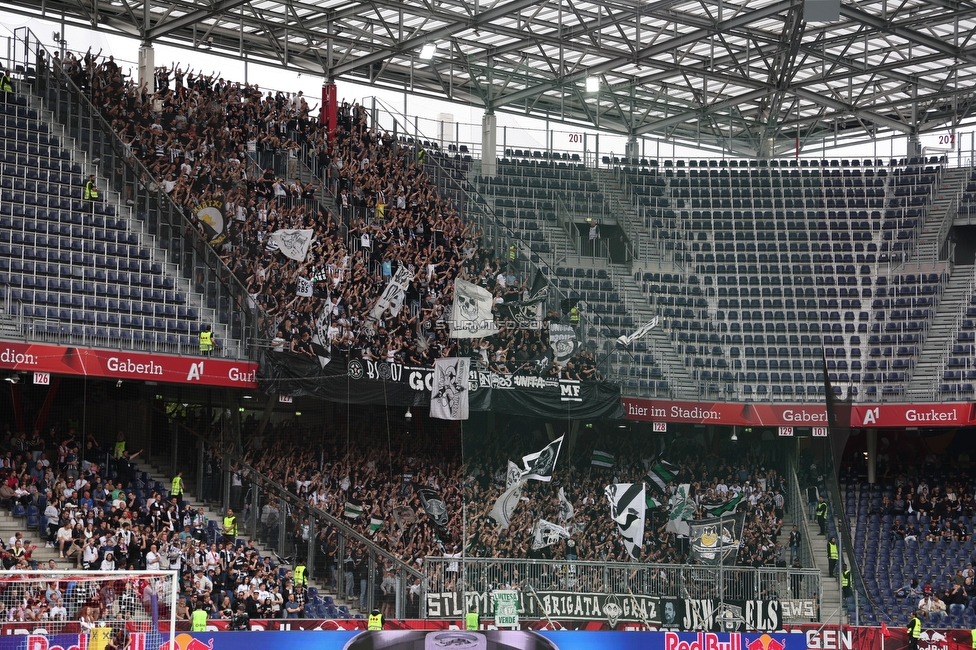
138;42;154;93
481;112;497;177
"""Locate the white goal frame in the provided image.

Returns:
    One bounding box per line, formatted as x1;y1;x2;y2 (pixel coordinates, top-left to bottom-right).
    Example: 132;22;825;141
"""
0;570;178;649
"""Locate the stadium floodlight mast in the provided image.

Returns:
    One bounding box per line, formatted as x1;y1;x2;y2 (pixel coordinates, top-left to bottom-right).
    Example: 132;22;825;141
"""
616;316;660;346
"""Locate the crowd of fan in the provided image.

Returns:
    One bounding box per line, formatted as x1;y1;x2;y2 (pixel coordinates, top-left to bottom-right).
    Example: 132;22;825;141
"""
0;422;314;622
462;435;788;569
59;52;600;380
871;450;976;623
233;415;788;599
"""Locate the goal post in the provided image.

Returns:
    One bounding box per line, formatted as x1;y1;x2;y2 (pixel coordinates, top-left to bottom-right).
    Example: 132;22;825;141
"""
0;570;178;650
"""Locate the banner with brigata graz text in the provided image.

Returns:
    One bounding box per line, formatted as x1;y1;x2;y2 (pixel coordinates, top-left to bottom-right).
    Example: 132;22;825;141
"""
425;592;790;630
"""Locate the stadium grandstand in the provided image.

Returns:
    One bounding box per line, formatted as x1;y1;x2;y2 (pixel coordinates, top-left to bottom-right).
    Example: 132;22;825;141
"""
0;0;974;642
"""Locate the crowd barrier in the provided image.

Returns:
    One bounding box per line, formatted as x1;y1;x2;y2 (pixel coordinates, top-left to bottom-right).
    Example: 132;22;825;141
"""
4;624;973;650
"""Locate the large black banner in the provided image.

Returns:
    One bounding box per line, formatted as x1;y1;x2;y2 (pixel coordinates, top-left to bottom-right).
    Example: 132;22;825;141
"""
257;351;623;419
425;591;782;631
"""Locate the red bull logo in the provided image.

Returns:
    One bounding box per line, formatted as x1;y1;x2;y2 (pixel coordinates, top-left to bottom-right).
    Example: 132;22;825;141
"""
25;635;88;650
745;634;787;650
157;634;214;650
665;632;742;650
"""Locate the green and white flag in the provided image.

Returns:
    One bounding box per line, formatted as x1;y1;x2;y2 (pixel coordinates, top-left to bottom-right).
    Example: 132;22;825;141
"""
344;498;363;519
369;516;385;532
648;459;679;492
646;495;664;509
591;450;615;468
704;492;744;517
666;483;696;536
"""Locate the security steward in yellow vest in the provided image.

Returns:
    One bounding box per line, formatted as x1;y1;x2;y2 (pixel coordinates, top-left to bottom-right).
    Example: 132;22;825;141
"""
816;497;828;535
294;561;308;588
970;626;976;649
83;175;99;201
222;509;238;545
841;567;852;599
0;70;14;103
907;611;922;650
569;305;580;326
199;326;214;356
508;244;517;269
367;608;384;630
827;536;838;578
171;471;184;508
191;605;208;632
465;607;479;630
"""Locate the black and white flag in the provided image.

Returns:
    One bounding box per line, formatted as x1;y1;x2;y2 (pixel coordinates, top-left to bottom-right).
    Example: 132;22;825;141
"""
416;486;451;542
531;519;572;550
309;295;332;368
296;276;313;297
521;435;564;482
548;323;579;364
497;289;549;330
271;229;314;262
490;480;524;530
506;461;525;489
557;487;575;522
369;264;414;321
605;483;646;560
430;357;470;420
450;279;499;339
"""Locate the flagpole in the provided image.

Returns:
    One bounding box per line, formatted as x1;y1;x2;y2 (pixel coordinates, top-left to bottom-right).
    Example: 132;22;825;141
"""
628;588;651;630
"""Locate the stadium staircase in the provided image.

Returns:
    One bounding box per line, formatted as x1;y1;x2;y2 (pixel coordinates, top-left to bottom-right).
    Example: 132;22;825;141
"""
905;265;976;399
131;457;357;618
0;83;241;357
0;500;63;567
914;168;970;263
796;495;845;622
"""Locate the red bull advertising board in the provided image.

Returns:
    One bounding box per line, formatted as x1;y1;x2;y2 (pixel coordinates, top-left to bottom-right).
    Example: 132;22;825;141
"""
8;627;975;650
0;630;808;650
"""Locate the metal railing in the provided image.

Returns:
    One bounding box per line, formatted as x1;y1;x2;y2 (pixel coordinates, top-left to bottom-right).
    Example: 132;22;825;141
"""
422;557;822;622
156;413;425;619
7;28;261;359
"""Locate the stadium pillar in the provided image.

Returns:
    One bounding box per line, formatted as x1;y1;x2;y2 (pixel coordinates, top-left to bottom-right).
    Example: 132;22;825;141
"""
322;83;337;138
138;42;154;92
481;112;497;177
625;135;638;160
865;428;877;484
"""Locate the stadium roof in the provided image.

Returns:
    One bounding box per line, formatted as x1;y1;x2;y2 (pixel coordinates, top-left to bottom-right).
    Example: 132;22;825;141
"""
5;0;976;155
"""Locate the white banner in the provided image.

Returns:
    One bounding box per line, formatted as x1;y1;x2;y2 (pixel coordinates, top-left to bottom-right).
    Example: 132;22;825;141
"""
296;277;313;297
450;279;499;338
270;229;314;262
531;518;572;550
369;264;414;321
430;357;470;420
490;480;524;530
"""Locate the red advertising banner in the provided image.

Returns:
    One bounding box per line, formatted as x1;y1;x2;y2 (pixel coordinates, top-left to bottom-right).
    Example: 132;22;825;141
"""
785;623;972;650
623;399;828;427
0;341;258;388
850;403;976;428
624;397;976;429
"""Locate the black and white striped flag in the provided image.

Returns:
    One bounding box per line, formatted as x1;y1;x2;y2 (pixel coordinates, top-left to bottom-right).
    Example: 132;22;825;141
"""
605;483;646;560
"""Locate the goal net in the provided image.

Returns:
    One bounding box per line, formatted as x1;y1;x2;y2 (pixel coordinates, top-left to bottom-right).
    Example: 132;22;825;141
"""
0;571;178;650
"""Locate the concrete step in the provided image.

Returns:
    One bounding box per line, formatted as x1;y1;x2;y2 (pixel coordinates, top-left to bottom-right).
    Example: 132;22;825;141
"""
134;458;365;617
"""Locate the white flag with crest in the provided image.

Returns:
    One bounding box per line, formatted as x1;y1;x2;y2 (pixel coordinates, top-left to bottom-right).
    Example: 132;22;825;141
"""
270;229;314;262
430;357;470;420
450;279;499;339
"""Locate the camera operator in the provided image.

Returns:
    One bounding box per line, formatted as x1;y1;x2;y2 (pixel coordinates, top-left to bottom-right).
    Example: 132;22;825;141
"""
229;603;251;631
